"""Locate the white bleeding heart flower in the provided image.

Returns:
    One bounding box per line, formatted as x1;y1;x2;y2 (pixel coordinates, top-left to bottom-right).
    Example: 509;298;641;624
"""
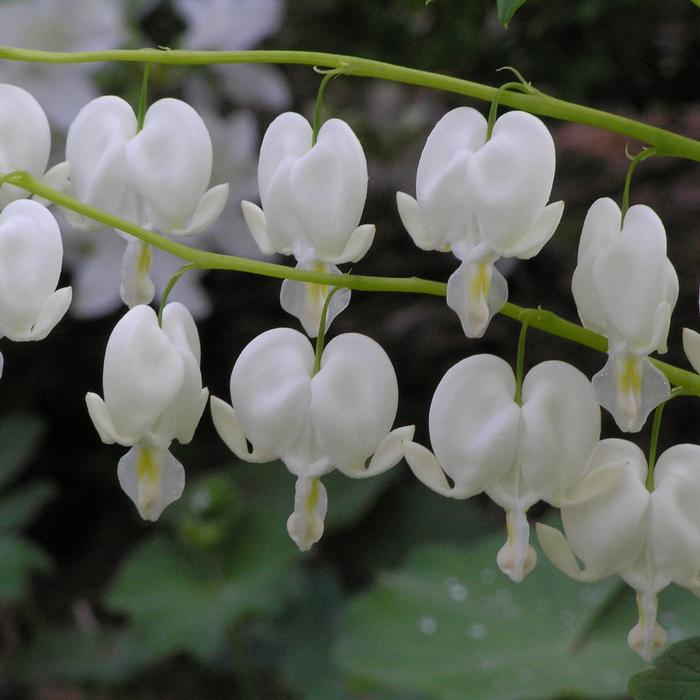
404;354;599;582
85;303;208;521
210;327;413;551
241;113;374;337
0;200;72;358
537;441;700;662
57;95;229;308
0;83;51;209
572;198;678;432
397;107;563;338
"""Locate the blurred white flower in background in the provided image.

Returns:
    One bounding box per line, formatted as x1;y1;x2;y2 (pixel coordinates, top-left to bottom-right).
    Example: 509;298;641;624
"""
175;0;291;111
0;0;128;129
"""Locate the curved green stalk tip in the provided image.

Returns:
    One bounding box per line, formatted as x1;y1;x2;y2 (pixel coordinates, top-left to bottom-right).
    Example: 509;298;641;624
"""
313;285;343;375
157;262;196;326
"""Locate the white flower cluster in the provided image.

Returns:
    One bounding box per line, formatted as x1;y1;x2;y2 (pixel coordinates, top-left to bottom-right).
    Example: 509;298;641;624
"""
1;69;697;665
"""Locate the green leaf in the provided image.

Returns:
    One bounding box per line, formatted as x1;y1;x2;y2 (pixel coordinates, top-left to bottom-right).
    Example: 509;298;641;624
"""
107;463;304;662
629;637;700;699
0;415;45;489
323;467;396;532
277;568;351;700
497;0;528;27
0;535;51;602
18;626;150;684
337;533;700;699
0;480;55;532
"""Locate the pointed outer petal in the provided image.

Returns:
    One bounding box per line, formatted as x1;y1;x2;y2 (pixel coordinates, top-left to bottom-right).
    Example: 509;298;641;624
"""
396;192;433;250
102;305;185;444
341;425;416;479
117;443;185;522
241;200;278;255
415;108;486;250
230;327;314;457
560;438;650;579
594;205;675;353
683;328;700;374
505;200;565;260
169;183;229;236
309;332;398;472
322;224;375;265
257;112;312;206
0;200;64;340
286;477;328;551
468;111;556;253
128;98;214;232
157;303;207;444
120;239;155;309
403;441;466;498
496;509;537;583
287;118;368;260
446;260;508;339
428;354;520;497
209;396;273;463
517;360;601;506
85;392;120;445
65;95;135;217
627;593;667;662
571;198;621;334
35;161;71;207
649;444;700;590
535;523;600;582
592;354;669;433
20;286;72;342
0;84;51;208
280;262;351;338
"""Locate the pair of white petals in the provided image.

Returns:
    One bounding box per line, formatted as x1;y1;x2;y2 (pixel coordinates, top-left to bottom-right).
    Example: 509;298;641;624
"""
0;83;51;209
405;354;600;582
242;113;374;336
397;107;564;337
572;198;678;432
537;440;700;661
55;96;229;308
210;327;413;550
86;303;208;521
0;200;72;374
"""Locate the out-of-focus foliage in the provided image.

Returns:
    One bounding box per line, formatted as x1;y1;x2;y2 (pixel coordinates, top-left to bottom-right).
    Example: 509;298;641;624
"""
629;637;700;700
336;530;700;699
0;414;52;601
497;0;528;26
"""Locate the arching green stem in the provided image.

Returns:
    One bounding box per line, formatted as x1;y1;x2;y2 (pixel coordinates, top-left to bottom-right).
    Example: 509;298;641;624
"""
621;147;657;223
157;262;198;326
514;321;529;405
313;286;343;375
1;47;699;161
6;170;700;396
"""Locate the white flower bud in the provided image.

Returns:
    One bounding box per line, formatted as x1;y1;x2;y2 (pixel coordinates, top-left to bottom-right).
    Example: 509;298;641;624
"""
405;355;599;582
397;107;563;337
241;113;374;335
572;198;678;432
0;199;71;343
0;83;51;209
537;441;700;661
85;303;208;520
210;328;413;549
